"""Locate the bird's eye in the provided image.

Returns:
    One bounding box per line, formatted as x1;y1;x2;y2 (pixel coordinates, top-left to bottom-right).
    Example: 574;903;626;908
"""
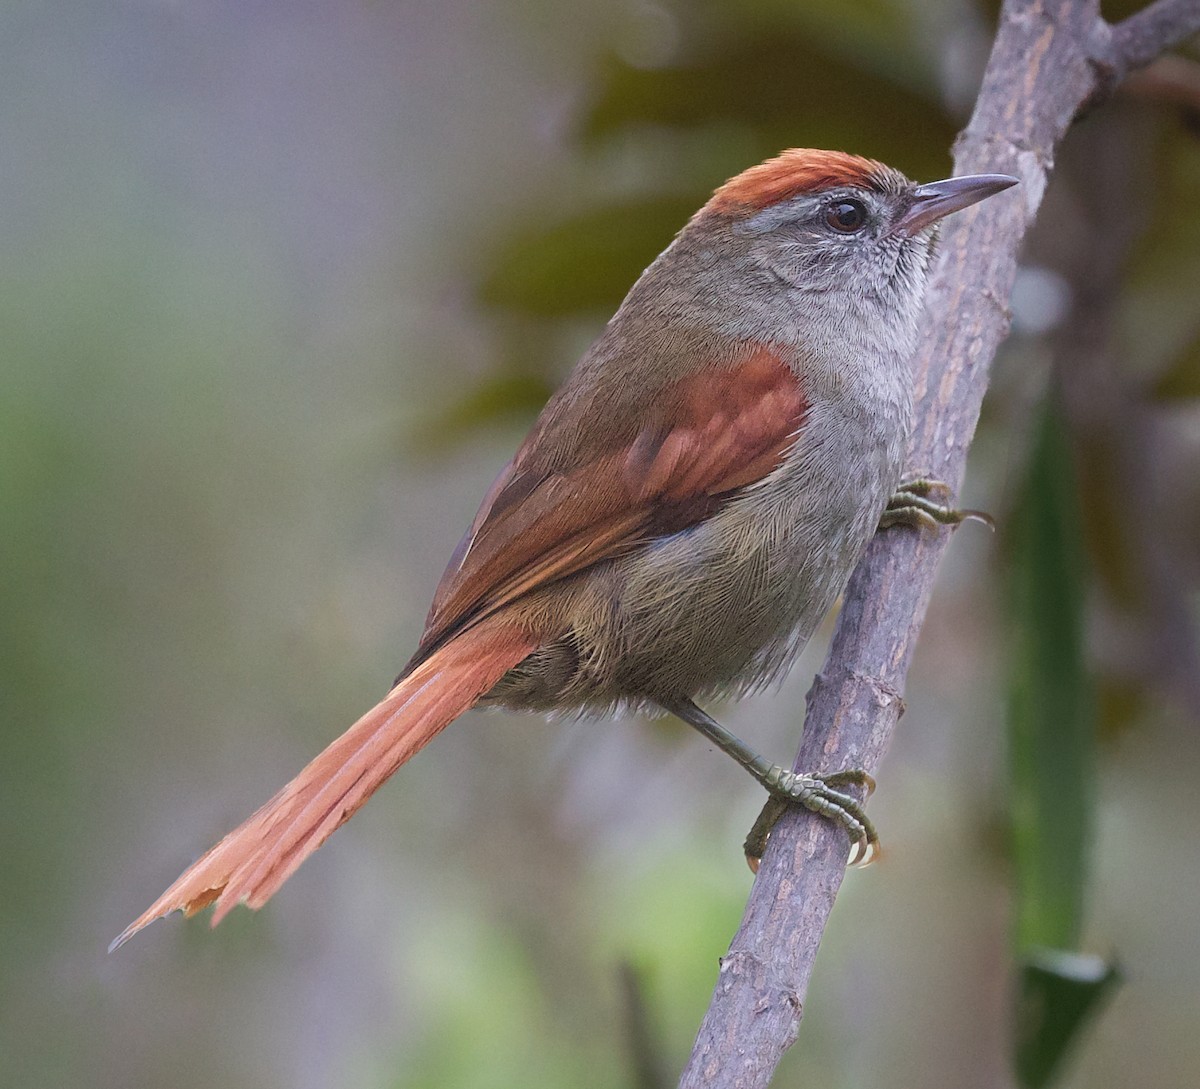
824;199;868;233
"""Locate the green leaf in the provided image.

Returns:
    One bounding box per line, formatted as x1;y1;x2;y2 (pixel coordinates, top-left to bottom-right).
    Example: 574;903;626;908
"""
1015;949;1120;1089
1007;390;1094;954
1007;391;1118;1087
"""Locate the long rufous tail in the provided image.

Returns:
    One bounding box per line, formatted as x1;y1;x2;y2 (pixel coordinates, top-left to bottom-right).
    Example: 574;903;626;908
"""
111;619;535;950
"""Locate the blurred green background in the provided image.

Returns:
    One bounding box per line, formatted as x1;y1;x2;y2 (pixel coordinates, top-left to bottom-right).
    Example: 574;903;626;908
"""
3;2;1199;1087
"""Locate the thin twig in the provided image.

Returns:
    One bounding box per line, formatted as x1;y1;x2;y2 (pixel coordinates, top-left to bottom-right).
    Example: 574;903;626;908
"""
1109;0;1200;76
677;1;1200;1086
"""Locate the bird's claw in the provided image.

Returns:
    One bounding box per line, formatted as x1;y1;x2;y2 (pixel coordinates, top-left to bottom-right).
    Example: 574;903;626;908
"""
880;477;994;532
744;768;880;872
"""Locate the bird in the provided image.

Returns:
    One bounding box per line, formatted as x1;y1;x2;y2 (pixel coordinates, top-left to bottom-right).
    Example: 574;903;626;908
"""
112;148;1015;950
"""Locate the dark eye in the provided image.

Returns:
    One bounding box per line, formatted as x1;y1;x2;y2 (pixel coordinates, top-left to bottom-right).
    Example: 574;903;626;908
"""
825;199;868;233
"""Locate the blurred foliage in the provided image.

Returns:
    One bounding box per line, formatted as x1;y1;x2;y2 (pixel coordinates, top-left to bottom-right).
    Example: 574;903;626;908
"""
1007;393;1117;1086
5;2;1200;1089
1152;329;1200;399
477;196;700;317
1016;951;1121;1089
1125;104;1200;401
1055;100;1200;749
578;28;955;165
1008;392;1093;955
412;365;558;451
385;854;749;1089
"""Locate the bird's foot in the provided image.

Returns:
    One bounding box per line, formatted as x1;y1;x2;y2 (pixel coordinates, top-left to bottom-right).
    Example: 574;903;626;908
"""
658;697;881;874
744;767;879;872
880;477;994;532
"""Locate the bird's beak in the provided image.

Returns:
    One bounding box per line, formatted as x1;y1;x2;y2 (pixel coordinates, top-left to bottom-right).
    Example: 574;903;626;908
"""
896;173;1018;236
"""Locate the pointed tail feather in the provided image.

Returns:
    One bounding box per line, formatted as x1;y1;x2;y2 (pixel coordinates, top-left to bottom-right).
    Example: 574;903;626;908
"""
111;619;535;950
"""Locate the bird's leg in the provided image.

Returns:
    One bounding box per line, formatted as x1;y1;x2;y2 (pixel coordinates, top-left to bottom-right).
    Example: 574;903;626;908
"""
880;476;994;531
658;697;878;871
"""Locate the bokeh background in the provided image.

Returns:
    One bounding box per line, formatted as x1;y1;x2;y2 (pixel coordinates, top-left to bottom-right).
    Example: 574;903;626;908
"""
3;2;1199;1087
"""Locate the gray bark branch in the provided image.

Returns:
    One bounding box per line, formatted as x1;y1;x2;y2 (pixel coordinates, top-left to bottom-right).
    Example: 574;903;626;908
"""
677;1;1200;1086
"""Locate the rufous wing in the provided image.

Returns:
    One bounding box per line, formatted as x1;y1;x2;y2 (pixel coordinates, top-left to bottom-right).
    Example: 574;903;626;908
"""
407;344;809;668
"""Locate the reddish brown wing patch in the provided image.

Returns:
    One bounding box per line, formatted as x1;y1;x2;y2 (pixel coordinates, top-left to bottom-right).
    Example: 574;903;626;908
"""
708;148;886;214
410;347;808;662
626;351;807;500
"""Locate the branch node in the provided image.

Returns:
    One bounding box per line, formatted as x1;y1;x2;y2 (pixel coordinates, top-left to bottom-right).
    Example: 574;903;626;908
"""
717;950;803;1031
809;666;905;717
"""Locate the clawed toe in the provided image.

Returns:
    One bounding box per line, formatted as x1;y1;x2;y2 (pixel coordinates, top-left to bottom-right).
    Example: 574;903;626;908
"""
882;477;994;532
744;769;880;871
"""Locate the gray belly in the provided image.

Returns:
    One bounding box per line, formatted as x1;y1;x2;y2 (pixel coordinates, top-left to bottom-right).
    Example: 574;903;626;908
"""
488;394;909;711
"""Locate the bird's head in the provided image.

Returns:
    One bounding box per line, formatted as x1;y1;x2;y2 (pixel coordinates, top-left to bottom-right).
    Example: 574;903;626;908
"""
694;148;1016;325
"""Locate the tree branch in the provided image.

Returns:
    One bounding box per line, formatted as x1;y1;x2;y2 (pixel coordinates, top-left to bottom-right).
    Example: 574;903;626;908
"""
1109;0;1200;76
677;2;1200;1085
